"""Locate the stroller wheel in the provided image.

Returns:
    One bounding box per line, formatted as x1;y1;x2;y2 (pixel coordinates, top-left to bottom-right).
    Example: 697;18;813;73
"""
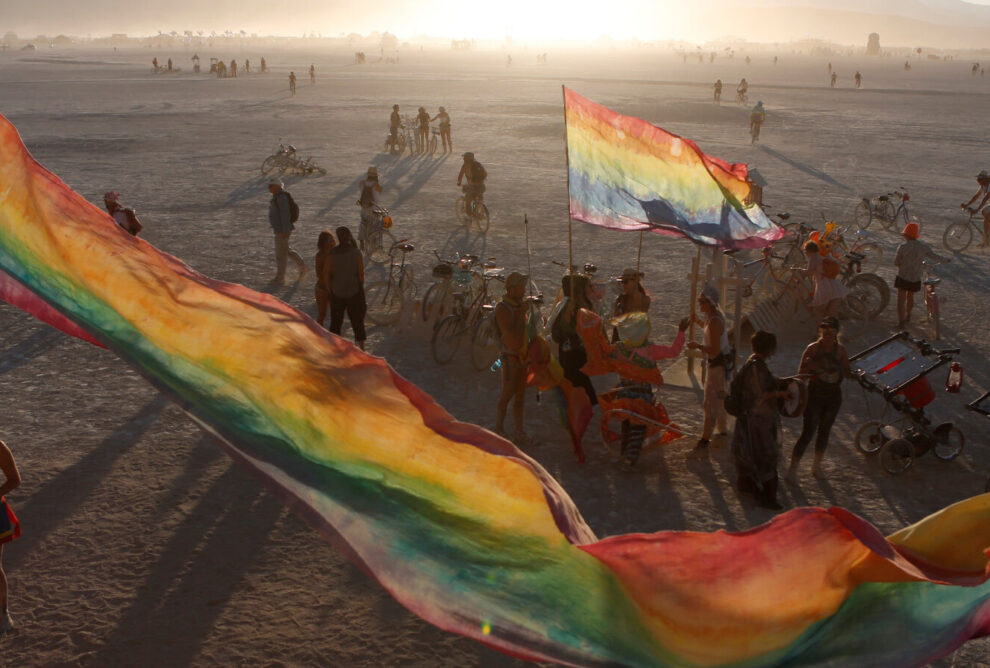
880;438;914;475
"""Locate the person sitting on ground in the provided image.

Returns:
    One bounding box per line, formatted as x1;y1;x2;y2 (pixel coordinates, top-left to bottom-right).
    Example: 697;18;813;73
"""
686;284;731;458
894;222;947;328
732;330;788;510
802;240;847;319
749;101;766;142
495;272;531;444
431;106;452;153
103;190;142;236
457;152;487;211
356;166;383;251
961;170;990;245
314;230;337;327
0;438;22;636
785;316;851;483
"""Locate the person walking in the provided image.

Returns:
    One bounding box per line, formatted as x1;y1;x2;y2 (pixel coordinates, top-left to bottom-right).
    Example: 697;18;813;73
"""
267;178;307;285
685;284;731;459
314;230;337;326
324;227;367;350
356;166;383;251
289;71;297;95
713;79;722;104
495;272;530;443
785;317;851;483
732;331;787;510
894;222;946;328
103;190;142;236
0;438;22;636
309;64;316;84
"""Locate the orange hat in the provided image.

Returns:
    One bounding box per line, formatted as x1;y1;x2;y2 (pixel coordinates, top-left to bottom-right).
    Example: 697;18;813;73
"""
902;222;920;240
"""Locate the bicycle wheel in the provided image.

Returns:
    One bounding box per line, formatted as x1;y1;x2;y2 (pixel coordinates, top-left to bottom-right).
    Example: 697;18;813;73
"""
364;280;405;326
927;291;940;341
943;222;973;253
471;202;490;234
854;199;872;229
454;197;468;224
838;293;869;341
899;205;909;224
847;274;888;319
428;134;438;156
879;438;914;474
261;155;279;174
470;315;500;371
365;229;395;266
932;424;964;461
431;315;464;364
384;137;392;153
853;242;883;273
879;201;896;230
855;421;885;454
396;133;407;154
421;282;450;324
770;279;801;315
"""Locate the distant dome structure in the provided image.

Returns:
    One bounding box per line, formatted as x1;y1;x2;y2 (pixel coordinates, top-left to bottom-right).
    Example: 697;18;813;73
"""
866;33;881;55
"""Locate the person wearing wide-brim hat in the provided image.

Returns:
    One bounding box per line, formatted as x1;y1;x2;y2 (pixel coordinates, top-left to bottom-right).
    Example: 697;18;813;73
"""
613;268;650;319
894;222;947;328
961;170;990;246
785;316;852;484
494;272;531;444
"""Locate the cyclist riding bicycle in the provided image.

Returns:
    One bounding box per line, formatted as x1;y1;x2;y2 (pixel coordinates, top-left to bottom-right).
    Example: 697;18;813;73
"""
736;77;748;102
457;152;487;211
961;170;990;246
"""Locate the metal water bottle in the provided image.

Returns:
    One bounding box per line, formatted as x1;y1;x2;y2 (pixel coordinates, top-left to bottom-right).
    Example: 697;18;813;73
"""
945;362;963;393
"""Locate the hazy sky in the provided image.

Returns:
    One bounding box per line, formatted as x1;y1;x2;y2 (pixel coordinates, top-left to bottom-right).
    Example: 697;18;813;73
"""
4;0;990;43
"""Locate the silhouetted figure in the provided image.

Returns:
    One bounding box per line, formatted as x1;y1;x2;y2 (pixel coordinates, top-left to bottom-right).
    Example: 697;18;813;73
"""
289;71;296;95
854;71;862;88
309;64;315;84
713;79;722;104
167;58;172;72
260;57;267;73
230;60;237;77
830;72;837;88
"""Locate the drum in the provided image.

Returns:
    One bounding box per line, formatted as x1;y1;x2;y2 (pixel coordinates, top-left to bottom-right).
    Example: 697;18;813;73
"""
778;377;809;417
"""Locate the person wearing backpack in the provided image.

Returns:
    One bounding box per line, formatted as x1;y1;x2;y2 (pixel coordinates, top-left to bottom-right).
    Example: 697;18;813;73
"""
356;167;383;251
267;178;307;285
457;152;487;211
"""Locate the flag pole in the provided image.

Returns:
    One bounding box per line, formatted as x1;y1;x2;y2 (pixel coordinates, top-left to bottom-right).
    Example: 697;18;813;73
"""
562;85;575;301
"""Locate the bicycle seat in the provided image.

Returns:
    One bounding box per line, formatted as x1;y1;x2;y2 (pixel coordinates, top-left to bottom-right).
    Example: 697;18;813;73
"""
287;144;296;151
878;195;890;202
484;269;506;280
527;294;545;305
481;304;495;313
399;243;415;253
923;277;941;286
776;212;791;221
583;262;598;274
462;254;479;265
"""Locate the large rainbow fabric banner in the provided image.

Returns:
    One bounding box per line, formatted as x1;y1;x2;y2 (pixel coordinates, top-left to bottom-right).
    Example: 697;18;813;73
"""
564;87;783;250
2;113;990;666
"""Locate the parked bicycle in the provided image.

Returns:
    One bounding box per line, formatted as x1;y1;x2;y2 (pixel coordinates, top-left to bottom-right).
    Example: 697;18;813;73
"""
362;206;397;266
427;126;442;156
260;143;327;175
854;189;910;231
942;210;984;253
431;266;506;369
421;252;485;325
922;261;942;341
365;239;416;326
455;189;490;233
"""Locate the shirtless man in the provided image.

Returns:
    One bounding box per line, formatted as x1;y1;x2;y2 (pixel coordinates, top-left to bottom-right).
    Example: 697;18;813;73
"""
685;284;731;458
495;273;530;443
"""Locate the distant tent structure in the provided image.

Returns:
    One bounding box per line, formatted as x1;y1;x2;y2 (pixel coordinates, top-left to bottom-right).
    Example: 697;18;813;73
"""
866;33;881;55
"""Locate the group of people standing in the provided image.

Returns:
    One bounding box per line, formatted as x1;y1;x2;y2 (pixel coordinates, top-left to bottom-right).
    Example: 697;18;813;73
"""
388;104;452;154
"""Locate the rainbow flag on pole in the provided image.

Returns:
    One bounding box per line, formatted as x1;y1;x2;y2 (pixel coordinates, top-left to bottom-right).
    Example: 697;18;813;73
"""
564;87;783;249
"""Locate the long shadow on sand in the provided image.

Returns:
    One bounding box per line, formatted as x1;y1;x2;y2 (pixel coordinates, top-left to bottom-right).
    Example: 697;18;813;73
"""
758;145;854;193
7;394;170;570
87;464;283;666
0;328;63;376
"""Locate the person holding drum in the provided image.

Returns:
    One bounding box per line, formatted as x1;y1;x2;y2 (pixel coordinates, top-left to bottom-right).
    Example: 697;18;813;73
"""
784;317;851;483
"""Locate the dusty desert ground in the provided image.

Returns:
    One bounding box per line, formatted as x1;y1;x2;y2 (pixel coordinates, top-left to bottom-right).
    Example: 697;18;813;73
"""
1;43;989;666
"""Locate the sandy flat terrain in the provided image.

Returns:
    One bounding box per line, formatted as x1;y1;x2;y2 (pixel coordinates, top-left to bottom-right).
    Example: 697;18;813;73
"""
1;44;988;666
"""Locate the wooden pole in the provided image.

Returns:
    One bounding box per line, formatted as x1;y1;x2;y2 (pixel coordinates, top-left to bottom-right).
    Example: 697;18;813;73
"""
562;85;575;304
636;230;644;273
